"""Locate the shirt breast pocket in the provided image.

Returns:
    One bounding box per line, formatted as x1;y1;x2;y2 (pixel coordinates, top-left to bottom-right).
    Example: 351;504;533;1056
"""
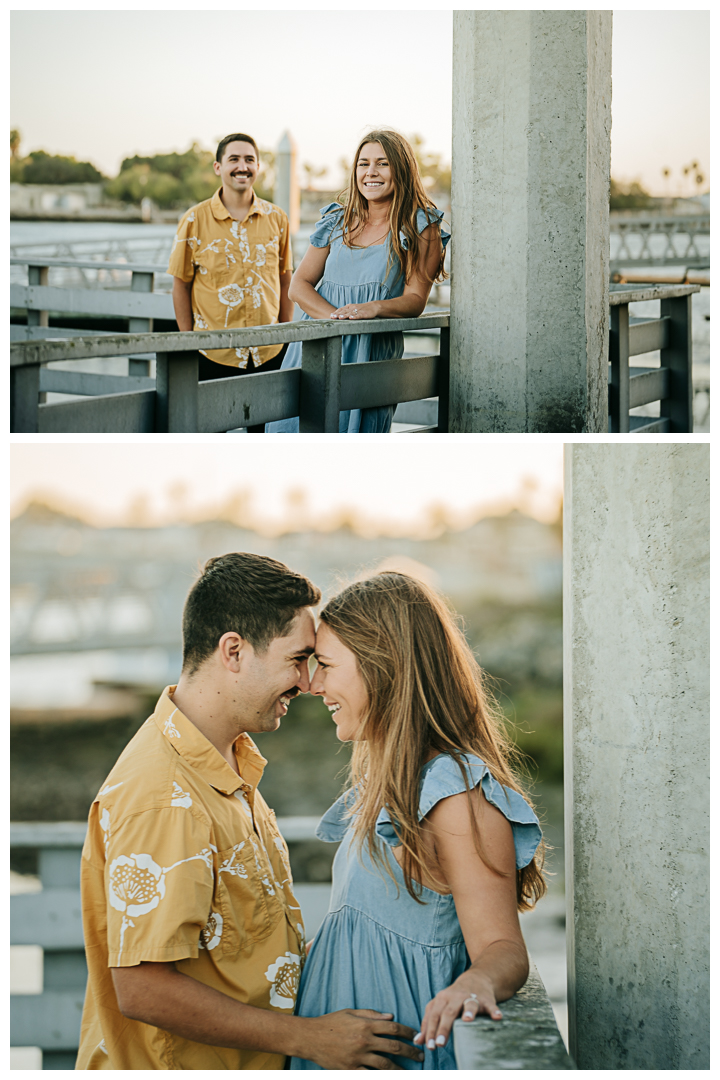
214;837;273;953
254;236;280;278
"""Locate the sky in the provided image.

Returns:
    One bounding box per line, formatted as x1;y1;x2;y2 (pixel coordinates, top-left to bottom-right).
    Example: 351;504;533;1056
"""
10;442;564;534
10;7;710;196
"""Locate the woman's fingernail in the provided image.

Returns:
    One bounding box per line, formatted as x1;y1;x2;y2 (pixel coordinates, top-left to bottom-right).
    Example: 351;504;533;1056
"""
463;1011;473;1020
413;1033;422;1044
436;1035;446;1047
427;1039;436;1050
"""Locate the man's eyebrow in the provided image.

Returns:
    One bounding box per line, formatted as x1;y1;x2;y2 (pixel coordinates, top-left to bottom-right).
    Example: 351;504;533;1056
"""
288;646;314;658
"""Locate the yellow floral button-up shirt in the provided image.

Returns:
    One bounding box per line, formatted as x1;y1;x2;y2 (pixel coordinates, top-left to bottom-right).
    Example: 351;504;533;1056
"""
76;687;305;1070
168;188;292;368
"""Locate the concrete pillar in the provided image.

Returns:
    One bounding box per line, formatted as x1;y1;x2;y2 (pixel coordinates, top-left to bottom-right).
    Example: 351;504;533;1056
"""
450;11;611;432
275;131;300;236
563;444;709;1069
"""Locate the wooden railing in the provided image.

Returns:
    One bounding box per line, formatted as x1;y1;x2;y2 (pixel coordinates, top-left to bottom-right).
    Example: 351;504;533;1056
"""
608;283;700;433
11;821;571;1070
10;261;700;434
10;316;450;434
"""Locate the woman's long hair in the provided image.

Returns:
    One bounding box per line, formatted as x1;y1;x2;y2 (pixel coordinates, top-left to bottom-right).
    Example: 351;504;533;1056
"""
339;129;448;285
320;571;547;910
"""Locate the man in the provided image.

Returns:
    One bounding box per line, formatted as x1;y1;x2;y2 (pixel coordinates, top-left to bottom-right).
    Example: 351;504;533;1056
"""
76;553;422;1070
168;134;293;431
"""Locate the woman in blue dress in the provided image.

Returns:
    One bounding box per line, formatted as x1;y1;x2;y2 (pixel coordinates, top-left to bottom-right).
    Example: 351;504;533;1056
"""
266;130;450;433
291;572;547;1070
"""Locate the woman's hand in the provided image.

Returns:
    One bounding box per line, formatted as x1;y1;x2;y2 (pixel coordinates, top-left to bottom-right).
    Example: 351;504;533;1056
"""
414;969;503;1050
330;301;382;320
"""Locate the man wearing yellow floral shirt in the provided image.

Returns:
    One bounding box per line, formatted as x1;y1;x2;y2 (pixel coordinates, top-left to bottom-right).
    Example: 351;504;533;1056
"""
168;133;294;431
76;552;422;1070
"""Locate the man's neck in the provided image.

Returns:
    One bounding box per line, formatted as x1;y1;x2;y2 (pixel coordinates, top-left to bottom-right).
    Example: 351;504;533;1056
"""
220;184;255;222
170;677;241;775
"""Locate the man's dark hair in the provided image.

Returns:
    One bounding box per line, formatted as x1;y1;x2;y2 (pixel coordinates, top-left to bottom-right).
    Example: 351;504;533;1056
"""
182;552;320;675
216;133;260;164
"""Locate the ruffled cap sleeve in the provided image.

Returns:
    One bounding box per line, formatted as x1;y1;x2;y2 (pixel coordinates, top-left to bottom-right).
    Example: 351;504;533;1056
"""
316;787;358;842
398;208;451;252
375;754;541;870
309;202;344;248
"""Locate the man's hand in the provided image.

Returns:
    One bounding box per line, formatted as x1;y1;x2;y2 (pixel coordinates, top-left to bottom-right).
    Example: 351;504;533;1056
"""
111;962;423;1068
301;1009;424;1070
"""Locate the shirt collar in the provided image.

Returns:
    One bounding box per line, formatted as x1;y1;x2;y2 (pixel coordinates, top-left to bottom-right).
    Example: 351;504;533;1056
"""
210;187;268;224
153;686;267;796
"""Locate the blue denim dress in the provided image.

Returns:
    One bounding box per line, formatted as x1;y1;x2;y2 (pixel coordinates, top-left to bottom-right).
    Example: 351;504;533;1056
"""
289;753;542;1069
265;203;450;433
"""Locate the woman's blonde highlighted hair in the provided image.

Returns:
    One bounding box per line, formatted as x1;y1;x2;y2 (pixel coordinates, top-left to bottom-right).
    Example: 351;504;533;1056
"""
340;129;448;285
320;571;547;910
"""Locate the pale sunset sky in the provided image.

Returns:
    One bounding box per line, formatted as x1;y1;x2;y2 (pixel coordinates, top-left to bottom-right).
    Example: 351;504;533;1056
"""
10;443;565;532
10;5;710;197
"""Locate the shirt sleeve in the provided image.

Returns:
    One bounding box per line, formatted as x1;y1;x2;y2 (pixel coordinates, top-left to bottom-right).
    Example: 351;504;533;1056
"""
167;208;198;281
278;212;293;275
103;804;215;967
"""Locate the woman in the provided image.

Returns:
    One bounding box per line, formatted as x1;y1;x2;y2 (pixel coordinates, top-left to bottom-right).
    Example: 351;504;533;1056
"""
266;131;449;433
291;572;546;1070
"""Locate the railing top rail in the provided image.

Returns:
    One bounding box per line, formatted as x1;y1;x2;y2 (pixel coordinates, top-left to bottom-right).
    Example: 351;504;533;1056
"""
11;256;169;274
609;283;701;305
609;213;709;228
10;311;451;368
10;817;321;847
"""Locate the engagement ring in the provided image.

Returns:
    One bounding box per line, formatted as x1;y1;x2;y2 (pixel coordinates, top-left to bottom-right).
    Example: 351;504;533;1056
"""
463;994;479;1005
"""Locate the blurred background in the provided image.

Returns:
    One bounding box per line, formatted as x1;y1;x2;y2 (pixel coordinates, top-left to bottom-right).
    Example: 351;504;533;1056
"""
11;443;567;1066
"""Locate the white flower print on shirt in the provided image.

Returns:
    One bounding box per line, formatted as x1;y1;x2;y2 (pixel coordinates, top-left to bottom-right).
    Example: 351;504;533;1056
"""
199;910;223;951
100;808;111;856
218;842;249;879
164;710;181;739
265;952;301;1009
171;782;192;809
109;847;214;962
218;283;246;326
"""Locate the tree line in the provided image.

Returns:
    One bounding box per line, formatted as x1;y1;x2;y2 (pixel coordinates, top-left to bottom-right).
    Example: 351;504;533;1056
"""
15;129;690;212
10;129;452;210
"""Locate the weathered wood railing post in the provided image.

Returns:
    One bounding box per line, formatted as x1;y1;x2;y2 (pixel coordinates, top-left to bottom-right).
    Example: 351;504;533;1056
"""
608;303;630;433
298;335;342;432
27;265;49;328
10;363;40;433
162;350;200;432
128;270;154;377
660;293;694;432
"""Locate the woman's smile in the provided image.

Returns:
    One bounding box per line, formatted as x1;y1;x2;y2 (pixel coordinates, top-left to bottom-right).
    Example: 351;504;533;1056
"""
311;623;368;742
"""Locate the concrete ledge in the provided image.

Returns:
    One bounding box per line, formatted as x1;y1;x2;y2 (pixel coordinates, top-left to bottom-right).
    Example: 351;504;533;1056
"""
452;962;575;1069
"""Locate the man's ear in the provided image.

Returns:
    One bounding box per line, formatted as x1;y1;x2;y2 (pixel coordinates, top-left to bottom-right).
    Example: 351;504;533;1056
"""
217;632;246;672
213;160;222;177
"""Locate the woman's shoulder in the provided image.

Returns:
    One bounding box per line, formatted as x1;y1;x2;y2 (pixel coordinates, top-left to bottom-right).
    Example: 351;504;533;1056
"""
309;202;345;248
418;753;542;868
396;207;451;253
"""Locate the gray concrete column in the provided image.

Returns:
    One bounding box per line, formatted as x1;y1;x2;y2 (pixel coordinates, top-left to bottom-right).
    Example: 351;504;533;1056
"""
450;11;611;432
275;131;300;236
563;444;709;1069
